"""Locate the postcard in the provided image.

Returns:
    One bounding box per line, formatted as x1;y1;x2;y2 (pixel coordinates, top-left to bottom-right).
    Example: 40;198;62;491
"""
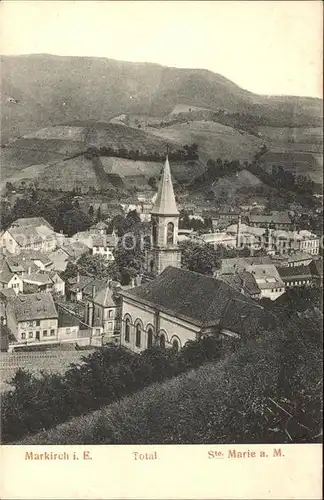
0;1;322;499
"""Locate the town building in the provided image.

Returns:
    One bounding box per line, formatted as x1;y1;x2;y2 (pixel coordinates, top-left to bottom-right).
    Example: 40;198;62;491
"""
85;281;122;344
246;264;285;300
49;241;89;272
92;232;117;261
0;218;61;255
145;157;181;276
219;271;261;300
0;259;24;294
246;211;292;230
119;266;270;353
5;292;58;345
278;265;313;288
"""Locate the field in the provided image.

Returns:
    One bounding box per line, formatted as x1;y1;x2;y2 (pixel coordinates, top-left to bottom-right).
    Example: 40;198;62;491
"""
211;169;264;198
101;157;205;183
258;126;323;183
148;120;263;161
0;349;93;393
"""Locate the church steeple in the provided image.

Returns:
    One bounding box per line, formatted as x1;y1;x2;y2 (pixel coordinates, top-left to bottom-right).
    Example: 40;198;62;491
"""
151;156;179;216
146;156;181;276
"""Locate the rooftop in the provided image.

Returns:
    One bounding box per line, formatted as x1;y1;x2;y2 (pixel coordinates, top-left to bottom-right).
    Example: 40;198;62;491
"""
121;266;267;335
8;292;58;322
151;157;179;216
278;265;312;279
247;211;291;225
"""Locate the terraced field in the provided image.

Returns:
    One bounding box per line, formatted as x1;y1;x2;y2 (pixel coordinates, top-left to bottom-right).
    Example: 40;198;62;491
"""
0;349;93;393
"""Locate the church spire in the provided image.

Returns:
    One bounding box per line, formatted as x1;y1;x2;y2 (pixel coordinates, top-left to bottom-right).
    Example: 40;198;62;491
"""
151;156;179;216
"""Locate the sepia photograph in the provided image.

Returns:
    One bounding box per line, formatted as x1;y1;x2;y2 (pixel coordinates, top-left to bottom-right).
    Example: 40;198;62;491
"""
0;1;323;497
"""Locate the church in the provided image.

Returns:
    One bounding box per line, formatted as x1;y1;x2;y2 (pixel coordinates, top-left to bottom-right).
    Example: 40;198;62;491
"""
119;157;271;353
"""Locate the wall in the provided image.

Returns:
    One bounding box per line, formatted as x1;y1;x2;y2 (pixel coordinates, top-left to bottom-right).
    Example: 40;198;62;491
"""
17;318;58;342
121;296;200;353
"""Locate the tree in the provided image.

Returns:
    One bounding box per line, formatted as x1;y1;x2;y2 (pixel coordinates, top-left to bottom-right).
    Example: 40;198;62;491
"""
88;205;94;218
96;206;102;222
179;240;219;276
76;254;120;281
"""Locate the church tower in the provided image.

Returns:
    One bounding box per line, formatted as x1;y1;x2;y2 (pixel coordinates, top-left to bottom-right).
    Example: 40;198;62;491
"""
147;156;181;276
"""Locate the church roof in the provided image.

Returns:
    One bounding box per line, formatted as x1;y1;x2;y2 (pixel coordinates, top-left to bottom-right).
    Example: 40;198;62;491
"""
121;266;270;335
151;157;179;216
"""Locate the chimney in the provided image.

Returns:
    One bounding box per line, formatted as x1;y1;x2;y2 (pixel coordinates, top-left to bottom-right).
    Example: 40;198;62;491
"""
76;273;80;284
236;215;242;249
28;266;31;275
87;302;94;327
92;284;96;298
130;277;136;288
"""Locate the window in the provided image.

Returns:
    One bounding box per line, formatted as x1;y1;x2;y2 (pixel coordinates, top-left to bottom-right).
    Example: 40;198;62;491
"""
43;330;48;337
125;318;130;343
66;328;71;334
152;221;157;246
159;334;166;350
21;332;26;339
108;309;113;318
36;320;40;326
147;328;153;349
50;329;55;336
107;322;113;330
28;332;33;338
167;222;174;245
172;338;179;353
135;323;141;347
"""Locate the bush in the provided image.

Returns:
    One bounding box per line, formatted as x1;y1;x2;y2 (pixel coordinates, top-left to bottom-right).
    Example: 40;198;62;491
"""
1;338;223;443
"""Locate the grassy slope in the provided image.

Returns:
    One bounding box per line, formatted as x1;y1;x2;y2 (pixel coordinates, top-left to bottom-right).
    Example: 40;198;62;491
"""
148;121;263;161
257;126;323;183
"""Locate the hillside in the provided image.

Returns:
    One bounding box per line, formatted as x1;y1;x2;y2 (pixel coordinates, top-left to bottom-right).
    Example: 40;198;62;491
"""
2;54;322;144
148;120;263;162
0;121;188;191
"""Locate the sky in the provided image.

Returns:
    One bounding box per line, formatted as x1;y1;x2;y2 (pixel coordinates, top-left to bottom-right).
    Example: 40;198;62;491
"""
0;0;322;98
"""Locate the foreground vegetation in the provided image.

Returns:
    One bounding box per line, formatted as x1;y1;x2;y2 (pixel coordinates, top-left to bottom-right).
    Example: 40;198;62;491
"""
2;337;224;443
15;315;322;445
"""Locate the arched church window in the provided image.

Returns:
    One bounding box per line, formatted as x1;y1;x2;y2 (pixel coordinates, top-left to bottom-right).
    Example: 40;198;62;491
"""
125;318;130;343
135;323;141;347
172;338;179;353
159;333;166;350
152;221;158;246
147;328;153;349
167;222;174;245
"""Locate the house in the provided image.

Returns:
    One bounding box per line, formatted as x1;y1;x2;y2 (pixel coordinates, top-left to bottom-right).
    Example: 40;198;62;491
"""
219;271;261;300
199;232;237;248
211;212;240;231
49;241;89;272
22;271;54;293
272;251;315;268
50;272;65;296
68;275;94;302
247;211;292;230
0;259;24;294
216;256;273;276
119;266;271;353
278;265;313;288
0;221;59;255
10;217;54;230
246;264;285;300
85;281;122;344
6;292;58;345
92;232;117;261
